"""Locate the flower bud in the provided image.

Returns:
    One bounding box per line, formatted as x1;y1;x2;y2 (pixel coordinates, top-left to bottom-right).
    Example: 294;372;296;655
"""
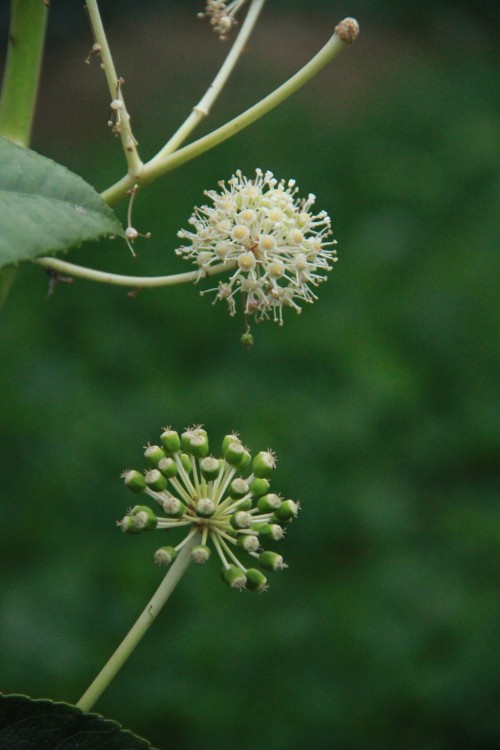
246;568;268;592
158;456;178;478
180;453;192;473
222;565;247;589
154;546;178;566
190;544;211;564
252;451;276;478
145;469;168;492
160;429;181;454
144;444;166;467
241;331;254;348
123;470;146;494
257;493;282;513
273;499;299;521
259;551;286;571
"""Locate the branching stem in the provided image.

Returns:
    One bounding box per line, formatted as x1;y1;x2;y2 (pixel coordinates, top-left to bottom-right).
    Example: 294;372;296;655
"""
86;0;143;178
102;21;357;206
158;0;267;158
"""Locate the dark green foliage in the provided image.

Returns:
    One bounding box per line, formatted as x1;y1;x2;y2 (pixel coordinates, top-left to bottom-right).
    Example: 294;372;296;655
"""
0;4;498;750
0;695;157;749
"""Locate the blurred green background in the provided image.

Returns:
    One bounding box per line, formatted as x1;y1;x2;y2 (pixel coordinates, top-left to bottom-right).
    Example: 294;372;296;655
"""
0;1;499;748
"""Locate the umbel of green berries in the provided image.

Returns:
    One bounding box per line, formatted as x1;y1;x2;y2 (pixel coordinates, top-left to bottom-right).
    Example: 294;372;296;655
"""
120;426;299;591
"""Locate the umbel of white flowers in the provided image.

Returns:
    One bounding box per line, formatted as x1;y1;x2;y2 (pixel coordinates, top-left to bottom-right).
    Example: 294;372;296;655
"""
176;169;337;326
120;426;299;591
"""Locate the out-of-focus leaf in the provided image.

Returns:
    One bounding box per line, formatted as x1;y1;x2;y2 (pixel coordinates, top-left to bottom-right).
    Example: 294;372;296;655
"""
0;137;123;269
0;694;158;750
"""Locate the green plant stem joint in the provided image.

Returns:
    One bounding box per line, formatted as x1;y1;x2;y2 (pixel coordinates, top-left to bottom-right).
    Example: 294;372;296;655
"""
120;425;299;591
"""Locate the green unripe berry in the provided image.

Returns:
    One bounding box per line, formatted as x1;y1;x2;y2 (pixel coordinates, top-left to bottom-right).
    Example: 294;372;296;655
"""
130;505;157;531
257;493;282;513
154;546;178;566
189;434;209;458
249;477;270;498
238;449;252;470
274;499;299;521
161;496;187;518
259;551;286;571
222;565;247;589
158;456;178;478
144;445;166;467
123;470;146;494
237;534;260;553
230;510;252;529
145;469;168;492
160;429;181;454
252;451;276;478
118;515;141;534
196;497;216;517
246;568;268;592
235;498;253;511
190;544;211;564
229;478;250;499
200;456;220;480
222;433;241;454
224;441;246;467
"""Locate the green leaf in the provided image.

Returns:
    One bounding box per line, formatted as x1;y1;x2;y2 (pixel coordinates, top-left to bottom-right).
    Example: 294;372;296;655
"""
0;137;123;269
0;694;159;749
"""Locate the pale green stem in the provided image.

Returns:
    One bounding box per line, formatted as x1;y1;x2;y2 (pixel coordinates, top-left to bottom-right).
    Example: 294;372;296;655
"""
33;256;236;289
0;0;48;145
86;0;143;178
0;0;49;308
102;20;358;206
158;0;266;158
76;532;201;713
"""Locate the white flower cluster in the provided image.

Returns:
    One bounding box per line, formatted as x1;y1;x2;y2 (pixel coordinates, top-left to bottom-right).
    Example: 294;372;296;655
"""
197;0;248;39
176;169;337;325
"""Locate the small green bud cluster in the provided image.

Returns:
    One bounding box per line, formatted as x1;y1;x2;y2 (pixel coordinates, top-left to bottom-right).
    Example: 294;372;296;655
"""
120;426;299;591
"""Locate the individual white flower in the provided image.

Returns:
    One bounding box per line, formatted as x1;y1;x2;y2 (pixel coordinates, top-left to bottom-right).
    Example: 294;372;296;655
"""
197;1;249;40
176;169;337;325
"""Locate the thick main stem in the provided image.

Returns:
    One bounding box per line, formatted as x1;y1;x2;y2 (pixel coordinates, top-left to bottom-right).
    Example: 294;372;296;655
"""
0;0;49;309
0;0;48;146
76;533;200;713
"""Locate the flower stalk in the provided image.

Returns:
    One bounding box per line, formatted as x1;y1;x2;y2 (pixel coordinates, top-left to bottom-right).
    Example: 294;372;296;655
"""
76;532;200;713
